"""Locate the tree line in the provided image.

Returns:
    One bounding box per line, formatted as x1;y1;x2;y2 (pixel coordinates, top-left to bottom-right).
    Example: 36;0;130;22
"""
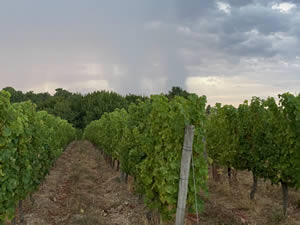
2;86;190;130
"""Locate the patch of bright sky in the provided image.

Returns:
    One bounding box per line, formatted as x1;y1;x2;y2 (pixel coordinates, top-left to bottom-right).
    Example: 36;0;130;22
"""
186;75;288;106
217;2;231;14
272;2;296;13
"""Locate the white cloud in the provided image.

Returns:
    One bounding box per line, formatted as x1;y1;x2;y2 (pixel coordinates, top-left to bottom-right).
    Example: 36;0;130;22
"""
217;2;231;14
272;2;296;13
186;75;286;106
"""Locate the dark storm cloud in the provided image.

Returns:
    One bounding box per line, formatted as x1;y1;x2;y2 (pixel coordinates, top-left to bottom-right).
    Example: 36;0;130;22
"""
0;0;299;102
0;0;197;94
224;5;291;35
178;1;300;60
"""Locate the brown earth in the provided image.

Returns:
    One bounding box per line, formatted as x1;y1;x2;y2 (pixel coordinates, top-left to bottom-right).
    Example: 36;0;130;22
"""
14;141;149;225
194;168;300;225
10;141;300;225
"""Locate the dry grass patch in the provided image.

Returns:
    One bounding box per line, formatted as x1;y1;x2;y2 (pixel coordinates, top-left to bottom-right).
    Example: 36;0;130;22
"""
70;214;104;225
204;167;300;225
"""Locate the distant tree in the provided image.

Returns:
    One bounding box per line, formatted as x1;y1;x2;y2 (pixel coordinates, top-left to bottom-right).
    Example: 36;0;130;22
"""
69;94;86;129
206;105;211;115
2;87;27;102
54;88;72;98
49;88;85;128
2;87;136;129
125;94;149;105
83;91;128;126
167;86;190;99
25;91;52;108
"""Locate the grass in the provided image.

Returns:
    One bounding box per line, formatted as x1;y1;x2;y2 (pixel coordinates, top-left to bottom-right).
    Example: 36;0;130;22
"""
202;167;300;225
266;207;287;225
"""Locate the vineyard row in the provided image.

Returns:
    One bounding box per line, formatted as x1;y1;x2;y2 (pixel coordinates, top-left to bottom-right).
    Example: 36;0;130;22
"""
0;90;76;222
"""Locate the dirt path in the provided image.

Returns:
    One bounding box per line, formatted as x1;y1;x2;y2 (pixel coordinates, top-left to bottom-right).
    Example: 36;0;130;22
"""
12;140;300;225
18;141;147;225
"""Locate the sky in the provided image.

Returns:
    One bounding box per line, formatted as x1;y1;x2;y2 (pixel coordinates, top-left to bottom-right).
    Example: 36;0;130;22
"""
0;0;300;106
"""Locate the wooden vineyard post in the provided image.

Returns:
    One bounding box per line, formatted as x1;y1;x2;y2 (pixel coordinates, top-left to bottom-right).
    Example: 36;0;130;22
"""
175;125;195;225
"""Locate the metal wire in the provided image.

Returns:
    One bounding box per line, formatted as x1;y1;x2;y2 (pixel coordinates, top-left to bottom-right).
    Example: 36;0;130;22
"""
191;153;199;225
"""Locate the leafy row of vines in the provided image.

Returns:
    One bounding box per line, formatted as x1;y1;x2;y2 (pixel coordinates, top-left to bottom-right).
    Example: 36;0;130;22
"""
0;90;76;222
206;93;300;215
84;94;208;220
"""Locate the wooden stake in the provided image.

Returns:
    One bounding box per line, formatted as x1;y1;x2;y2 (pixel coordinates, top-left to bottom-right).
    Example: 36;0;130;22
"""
175;125;195;225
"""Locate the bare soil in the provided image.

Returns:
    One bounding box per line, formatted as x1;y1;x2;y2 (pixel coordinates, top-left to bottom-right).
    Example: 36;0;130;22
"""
194;169;300;225
15;141;148;225
10;141;300;225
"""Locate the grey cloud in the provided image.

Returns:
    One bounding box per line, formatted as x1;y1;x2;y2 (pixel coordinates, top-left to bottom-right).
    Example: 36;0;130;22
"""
286;0;300;5
172;0;216;20
0;0;299;101
181;2;299;60
226;0;299;7
217;32;276;58
224;5;291;35
225;0;256;7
